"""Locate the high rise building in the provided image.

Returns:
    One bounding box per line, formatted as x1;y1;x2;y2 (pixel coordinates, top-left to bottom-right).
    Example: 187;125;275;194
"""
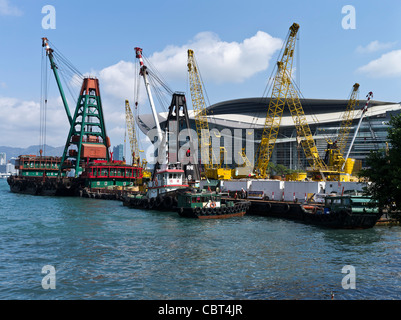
0;153;6;165
113;144;124;161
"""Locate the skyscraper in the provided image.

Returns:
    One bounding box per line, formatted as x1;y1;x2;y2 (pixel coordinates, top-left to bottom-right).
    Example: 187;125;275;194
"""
113;144;124;161
0;153;6;165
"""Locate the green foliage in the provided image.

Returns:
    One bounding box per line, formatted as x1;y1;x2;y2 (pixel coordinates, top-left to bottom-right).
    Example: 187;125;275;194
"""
359;114;401;213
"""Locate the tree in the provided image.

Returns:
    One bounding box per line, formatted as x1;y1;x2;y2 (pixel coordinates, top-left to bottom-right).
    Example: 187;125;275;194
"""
359;114;401;216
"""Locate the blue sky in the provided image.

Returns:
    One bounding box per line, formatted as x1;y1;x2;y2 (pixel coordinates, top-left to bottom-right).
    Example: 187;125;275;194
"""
1;0;401;149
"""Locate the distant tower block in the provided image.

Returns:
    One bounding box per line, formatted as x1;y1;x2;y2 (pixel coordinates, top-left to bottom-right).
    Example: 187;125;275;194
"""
60;77;110;177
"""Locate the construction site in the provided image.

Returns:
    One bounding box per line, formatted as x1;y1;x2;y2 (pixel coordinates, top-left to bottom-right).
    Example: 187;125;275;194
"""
137;23;399;200
7;22;399;226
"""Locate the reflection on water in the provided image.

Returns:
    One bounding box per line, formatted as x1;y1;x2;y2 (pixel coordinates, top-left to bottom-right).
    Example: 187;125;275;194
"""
0;179;400;299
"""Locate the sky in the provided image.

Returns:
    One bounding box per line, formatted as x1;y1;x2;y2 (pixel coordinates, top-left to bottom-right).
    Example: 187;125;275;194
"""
1;0;401;151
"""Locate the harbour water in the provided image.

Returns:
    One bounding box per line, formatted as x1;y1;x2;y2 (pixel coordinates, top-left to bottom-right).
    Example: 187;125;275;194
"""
0;178;400;300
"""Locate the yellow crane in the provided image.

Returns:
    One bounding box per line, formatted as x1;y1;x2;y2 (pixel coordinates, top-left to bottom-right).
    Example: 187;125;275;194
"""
325;83;360;177
124;99;150;178
187;49;231;180
254;23;328;179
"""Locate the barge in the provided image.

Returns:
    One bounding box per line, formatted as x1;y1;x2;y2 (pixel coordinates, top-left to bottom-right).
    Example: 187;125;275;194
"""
243;194;382;229
7;154;145;197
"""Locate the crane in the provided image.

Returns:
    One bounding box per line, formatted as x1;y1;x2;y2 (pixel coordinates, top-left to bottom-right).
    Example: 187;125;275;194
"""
125;99;150;178
187;49;231;180
42;38;111;177
254;23;328;179
341;91;373;171
135;47;200;184
134;47;163;145
42;37;73;125
325;83;360;173
125;99;141;166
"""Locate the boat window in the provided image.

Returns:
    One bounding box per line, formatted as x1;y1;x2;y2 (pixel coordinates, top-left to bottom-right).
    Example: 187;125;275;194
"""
342;198;351;206
173;174;177;179
169;174;172;179
333;199;341;204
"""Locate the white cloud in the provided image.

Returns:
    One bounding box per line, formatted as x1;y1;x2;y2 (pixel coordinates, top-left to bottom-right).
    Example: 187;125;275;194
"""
98;60;135;100
357;49;401;78
0;96;68;147
1;31;283;149
95;30;283;100
356;40;396;54
149;31;283;84
0;0;22;16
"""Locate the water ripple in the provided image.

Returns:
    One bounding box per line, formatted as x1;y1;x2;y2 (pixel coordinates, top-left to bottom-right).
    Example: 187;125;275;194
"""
0;180;400;299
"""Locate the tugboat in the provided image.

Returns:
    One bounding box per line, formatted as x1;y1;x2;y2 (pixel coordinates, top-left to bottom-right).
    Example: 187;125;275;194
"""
176;190;250;219
301;194;382;229
123;162;190;210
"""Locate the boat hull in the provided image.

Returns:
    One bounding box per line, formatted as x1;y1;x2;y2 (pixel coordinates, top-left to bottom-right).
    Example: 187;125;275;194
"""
302;210;380;229
245;199;381;229
7;176;81;197
178;201;250;219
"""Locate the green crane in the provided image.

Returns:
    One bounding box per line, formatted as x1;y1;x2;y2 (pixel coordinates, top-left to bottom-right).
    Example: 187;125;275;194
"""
41;37;73;125
42;38;110;177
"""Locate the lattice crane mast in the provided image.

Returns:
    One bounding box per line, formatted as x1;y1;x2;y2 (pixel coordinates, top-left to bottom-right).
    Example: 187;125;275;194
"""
187;49;229;179
255;23;328;178
341;91;373;170
125;100;140;166
325;83;360;171
336;83;360;156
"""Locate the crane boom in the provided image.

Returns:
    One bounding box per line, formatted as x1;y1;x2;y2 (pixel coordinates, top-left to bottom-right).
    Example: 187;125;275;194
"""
41;37;73;125
342;91;373;170
286;78;328;171
255;23;328;177
336;83;360;156
324;83;360;174
187;49;218;170
255;24;300;178
125;100;140;165
134;47;163;144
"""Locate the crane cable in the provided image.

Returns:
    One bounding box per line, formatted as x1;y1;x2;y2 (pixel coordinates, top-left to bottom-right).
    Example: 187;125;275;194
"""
39;46;48;156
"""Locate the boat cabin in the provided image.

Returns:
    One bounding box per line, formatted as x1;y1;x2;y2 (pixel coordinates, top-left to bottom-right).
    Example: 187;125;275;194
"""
324;195;379;214
177;192;221;209
148;164;188;189
14;155;61;178
80;160;143;188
